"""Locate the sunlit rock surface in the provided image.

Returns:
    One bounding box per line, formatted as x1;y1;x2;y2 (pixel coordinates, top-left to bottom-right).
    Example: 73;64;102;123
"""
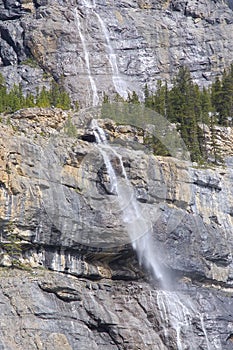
1;0;233;104
0;107;233;348
0;268;232;349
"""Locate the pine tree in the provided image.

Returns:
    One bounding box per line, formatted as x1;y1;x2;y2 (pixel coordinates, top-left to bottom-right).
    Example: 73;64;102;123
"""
36;86;51;108
25;92;35;108
153;80;166;116
200;87;212;124
209;112;222;163
7;84;25;112
219;66;233;125
103;92;109;104
144;84;154;109
0;73;7;113
199;87;212;159
55;90;71;110
211;76;223;123
168;66;202;161
114;93;125;103
50;81;69;108
127;91;140;104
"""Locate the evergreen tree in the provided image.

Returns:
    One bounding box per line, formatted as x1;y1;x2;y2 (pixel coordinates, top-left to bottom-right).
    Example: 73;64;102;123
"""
55;90;71;110
209;112;222;163
199;87;212;159
168;66;202;161
7;84;25;112
36;86;51;108
127;91;140;104
103;92;109;104
0;73;7;113
25;92;35;108
219;66;233;125
153;80;166;116
0;75;72;114
50;82;71;109
144;84;154;109
144;84;150;104
211;76;223;123
114;93;125;103
200;87;212;124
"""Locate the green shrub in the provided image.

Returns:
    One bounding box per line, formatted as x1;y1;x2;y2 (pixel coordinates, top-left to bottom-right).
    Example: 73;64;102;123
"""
21;57;39;68
0;73;72;113
64;116;78;137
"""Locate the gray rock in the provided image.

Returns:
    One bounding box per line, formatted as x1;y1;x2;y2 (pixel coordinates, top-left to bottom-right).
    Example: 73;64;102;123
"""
1;108;233;348
0;0;233;104
0;269;231;349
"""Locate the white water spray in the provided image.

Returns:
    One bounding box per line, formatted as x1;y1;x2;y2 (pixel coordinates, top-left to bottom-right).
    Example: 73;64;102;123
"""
80;0;128;99
91;120;218;350
75;8;99;106
156;291;216;350
200;314;212;350
95;13;129;99
91;119;163;281
157;291;195;350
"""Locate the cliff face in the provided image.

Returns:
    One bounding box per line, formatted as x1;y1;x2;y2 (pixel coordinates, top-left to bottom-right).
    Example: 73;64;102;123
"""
0;0;233;105
0;108;233;349
1;1;233;348
0;268;232;350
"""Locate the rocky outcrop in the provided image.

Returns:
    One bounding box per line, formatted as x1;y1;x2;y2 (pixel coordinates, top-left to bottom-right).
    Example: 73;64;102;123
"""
0;268;232;350
1;107;233;348
0;0;233;105
1;107;233;283
1;1;233;347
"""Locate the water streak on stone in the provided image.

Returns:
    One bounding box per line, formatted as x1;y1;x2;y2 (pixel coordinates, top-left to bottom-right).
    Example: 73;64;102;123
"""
91;119;163;280
200;314;211;350
83;0;129;99
75;7;99;106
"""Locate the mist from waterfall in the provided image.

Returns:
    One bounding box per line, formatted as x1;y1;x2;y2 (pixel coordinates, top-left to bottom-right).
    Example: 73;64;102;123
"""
91;119;164;282
91;119;219;350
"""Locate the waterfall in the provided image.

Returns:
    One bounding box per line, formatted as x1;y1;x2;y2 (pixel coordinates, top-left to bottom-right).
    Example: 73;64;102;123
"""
91;120;220;350
200;314;212;350
94;12;129;100
80;0;128;99
92;119;164;280
156;291;218;350
156;291;197;350
1;184;12;221
74;8;99;106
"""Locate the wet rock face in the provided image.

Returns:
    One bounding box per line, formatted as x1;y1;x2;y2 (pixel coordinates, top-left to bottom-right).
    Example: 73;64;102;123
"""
0;269;232;350
1;108;233;285
1;108;233;348
0;0;233;104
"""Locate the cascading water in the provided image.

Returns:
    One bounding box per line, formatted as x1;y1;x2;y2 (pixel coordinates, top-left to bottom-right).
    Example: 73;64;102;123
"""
80;0;128;99
200;314;212;350
91;119;164;281
156;291;214;350
94;13;129;99
91;119;220;350
74;8;99;106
